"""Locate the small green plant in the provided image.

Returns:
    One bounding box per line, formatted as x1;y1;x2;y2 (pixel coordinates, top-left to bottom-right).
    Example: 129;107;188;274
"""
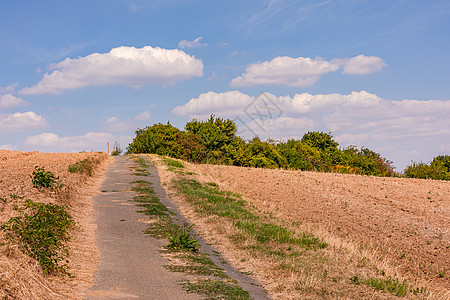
349;275;360;285
0;199;75;275
31;166;60;189
167;224;199;252
111;141;123;156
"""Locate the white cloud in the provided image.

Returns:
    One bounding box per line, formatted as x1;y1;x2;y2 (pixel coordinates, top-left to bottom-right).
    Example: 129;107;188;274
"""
231;56;339;87
173;90;450;170
0;94;27;109
20;46;204;95
24;131;124;153
178;37;207;49
103;111;151;132
230;54;386;87
332;54;387;74
0;111;48;131
244;117;317;139
172;91;253;119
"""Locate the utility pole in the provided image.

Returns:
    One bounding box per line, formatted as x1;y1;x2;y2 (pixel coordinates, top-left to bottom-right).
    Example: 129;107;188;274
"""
107;142;109;155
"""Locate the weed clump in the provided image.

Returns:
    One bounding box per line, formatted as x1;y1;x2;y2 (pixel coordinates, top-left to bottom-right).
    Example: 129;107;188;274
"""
1;199;75;275
68;156;101;176
31;166;61;189
167;224;199;252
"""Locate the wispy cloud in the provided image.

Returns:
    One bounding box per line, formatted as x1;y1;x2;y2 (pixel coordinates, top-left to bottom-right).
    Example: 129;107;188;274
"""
178;37;207;49
103;111;151;132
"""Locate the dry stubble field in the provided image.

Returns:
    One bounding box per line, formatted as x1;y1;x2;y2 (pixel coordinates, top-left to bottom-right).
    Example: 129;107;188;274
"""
0;150;111;299
151;154;449;299
193;163;449;298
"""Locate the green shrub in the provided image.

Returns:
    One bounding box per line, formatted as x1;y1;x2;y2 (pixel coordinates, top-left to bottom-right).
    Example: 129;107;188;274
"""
404;161;449;180
1;200;75;275
31;166;60;189
127;115;396;177
431;155;450;173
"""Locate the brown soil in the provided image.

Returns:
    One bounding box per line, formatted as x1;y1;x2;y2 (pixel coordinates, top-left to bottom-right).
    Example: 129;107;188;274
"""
192;164;450;292
148;154;449;299
0;150;112;299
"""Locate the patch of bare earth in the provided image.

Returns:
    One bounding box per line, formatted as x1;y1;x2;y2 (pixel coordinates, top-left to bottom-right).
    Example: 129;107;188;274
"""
149;154;449;299
0;150;112;299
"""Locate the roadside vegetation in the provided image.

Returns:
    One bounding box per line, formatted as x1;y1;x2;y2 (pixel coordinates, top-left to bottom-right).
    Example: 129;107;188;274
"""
1;198;75;276
0;151;108;299
127;115;449;180
68;155;104;176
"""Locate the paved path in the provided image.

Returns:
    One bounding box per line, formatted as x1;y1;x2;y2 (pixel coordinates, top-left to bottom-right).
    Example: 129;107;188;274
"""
83;156;269;300
83;156;200;299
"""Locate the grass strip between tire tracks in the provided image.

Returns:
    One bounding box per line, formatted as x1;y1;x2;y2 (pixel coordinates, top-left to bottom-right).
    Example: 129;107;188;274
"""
129;156;250;299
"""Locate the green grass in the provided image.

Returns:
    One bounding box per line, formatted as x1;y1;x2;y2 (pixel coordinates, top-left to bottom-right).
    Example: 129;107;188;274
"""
349;275;412;297
166;265;228;279
364;277;408;297
131;156;151;176
182;279;250;300
162;157;185;169
174;178;327;250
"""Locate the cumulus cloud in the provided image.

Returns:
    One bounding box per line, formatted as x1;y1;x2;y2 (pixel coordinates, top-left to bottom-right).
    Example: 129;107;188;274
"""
0;111;48;131
178;37;207;49
332;54;387;74
230;54;386;87
230;56;339;87
172;91;253;118
173;90;450;169
0;94;27;109
103;111;151;132
20;46;204;95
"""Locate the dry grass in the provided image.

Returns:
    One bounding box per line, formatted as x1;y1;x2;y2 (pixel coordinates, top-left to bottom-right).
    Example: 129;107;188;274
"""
148;154;450;300
0;150;112;299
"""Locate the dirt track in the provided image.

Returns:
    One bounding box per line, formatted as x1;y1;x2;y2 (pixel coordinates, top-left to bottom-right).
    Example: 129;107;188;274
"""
192;164;450;289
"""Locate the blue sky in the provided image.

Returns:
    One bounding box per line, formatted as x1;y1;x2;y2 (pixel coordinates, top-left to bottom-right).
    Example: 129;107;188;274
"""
1;0;449;171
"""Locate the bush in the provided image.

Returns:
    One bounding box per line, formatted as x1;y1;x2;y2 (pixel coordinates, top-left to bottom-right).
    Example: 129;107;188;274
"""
1;200;75;275
404;161;449;180
31;166;60;189
127;115;396;177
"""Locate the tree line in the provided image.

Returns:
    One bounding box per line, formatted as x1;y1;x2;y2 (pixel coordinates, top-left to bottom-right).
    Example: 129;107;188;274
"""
127;115;449;180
